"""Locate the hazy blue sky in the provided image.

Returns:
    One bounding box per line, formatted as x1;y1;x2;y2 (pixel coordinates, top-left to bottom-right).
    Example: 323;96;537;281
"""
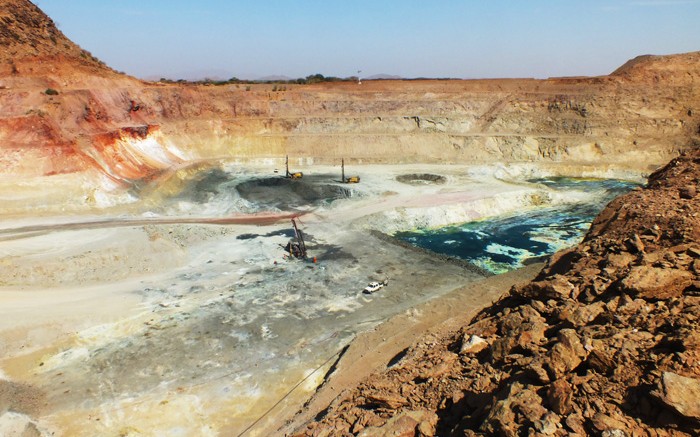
35;0;700;80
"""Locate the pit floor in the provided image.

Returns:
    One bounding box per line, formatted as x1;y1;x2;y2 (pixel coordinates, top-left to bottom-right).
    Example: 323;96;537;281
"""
0;163;640;436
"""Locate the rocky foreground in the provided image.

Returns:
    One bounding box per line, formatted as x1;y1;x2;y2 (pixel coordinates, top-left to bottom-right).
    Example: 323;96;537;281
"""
294;147;700;436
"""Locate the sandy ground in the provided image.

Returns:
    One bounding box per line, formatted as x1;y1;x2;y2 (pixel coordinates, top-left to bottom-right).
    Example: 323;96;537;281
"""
0;163;631;436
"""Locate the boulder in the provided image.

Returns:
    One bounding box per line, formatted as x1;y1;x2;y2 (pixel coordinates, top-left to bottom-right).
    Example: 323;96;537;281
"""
679;185;697;199
561;301;606;327
525;361;551;384
547;378;574;415
351;411;382;434
534;412;561;435
490;335;517;362
586;348;616;376
460;334;488;355
565;412;587;435
482;382;548;437
625;234;645;254
497;305;548;349
590;412;629;434
358;409;437;437
602;430;629;437
513;275;576;300
620;266;694;300
605;252;637;270
654;372;700;419
417;352;457;380
546;329;587;379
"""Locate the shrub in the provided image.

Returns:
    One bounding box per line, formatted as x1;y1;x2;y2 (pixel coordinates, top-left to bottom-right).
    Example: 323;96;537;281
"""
44;88;59;96
26;109;47;117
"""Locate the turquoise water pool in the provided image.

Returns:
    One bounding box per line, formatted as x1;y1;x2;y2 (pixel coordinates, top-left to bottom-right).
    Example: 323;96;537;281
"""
395;178;639;274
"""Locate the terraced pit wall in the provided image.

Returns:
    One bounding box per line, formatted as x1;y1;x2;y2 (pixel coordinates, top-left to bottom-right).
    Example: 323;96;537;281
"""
2;54;700;185
153;75;699;172
0;0;699;199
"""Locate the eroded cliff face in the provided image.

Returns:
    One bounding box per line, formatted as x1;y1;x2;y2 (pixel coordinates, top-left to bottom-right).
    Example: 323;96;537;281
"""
0;0;699;213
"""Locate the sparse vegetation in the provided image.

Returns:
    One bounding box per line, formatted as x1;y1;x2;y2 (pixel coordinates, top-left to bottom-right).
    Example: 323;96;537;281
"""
157;72;359;87
25;109;47;117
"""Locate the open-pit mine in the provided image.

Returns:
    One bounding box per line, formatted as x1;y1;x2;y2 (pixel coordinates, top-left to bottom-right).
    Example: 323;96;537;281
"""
0;1;699;436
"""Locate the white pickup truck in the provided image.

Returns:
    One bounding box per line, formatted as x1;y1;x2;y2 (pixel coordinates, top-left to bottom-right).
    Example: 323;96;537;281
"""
362;279;388;294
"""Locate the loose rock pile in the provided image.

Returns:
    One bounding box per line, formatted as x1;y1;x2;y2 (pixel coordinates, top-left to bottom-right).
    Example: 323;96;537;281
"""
295;147;700;436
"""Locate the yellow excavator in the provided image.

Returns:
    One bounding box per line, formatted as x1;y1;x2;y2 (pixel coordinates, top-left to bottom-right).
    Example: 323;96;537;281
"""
285;155;303;179
284;218;307;259
341;158;360;183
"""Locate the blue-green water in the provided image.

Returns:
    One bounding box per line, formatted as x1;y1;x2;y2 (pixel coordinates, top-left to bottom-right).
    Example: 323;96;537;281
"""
395;178;639;274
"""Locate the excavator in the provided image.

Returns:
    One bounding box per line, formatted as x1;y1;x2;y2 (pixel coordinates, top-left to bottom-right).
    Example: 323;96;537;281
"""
341;158;360;183
285;155;303;179
283;218;307;259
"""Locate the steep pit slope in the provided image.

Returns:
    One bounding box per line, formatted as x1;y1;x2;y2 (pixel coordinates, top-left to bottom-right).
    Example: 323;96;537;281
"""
1;0;700;214
293;146;700;436
0;0;166;190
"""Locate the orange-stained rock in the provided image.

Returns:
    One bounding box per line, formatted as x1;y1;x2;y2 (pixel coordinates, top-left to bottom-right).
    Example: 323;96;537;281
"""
654;372;700;420
357;410;437;437
547;378;573;415
621;266;694;300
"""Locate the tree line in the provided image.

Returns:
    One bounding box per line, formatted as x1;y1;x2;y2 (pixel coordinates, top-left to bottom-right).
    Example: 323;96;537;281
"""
158;73;359;86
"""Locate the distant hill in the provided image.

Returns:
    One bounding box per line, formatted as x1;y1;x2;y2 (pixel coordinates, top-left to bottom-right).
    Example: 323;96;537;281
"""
364;74;403;80
257;75;295;82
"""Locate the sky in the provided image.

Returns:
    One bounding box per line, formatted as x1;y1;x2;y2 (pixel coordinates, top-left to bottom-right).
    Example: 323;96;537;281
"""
35;0;700;81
